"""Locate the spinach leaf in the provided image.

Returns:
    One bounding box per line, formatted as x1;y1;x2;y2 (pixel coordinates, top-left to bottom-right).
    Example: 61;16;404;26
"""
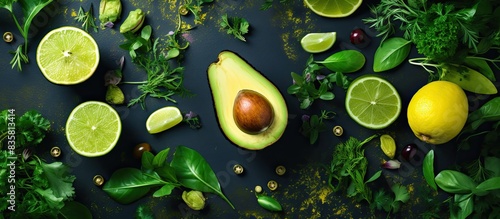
102;168;164;204
373;37;411;72
171;146;235;209
440;64;497;95
423;150;437;191
467;97;500;130
58;201;92;219
435;170;477;194
316;50;365;73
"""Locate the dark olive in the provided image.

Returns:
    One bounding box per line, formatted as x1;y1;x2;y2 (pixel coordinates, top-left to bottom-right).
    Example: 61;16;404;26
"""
401;143;417;161
350;28;371;48
133;143;151;159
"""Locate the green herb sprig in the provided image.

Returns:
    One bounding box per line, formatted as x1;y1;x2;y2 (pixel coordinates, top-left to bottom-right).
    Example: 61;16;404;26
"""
0;0;54;71
371;184;410;217
181;0;213;24
74;4;98;33
0;110;50;151
220;14;250;42
300;110;335;145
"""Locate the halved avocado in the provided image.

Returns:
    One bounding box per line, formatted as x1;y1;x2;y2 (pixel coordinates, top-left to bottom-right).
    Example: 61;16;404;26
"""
207;51;288;150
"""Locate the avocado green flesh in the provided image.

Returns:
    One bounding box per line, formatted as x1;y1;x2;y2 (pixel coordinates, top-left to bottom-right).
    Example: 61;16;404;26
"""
207;51;288;150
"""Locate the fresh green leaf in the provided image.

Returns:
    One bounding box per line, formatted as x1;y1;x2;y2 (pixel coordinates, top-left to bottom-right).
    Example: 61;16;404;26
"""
35;188;65;210
141;151;154;171
453;194;474;219
485;157;500;177
40;161;76;200
373;37;411;72
463;57;496;81
365;170;382;183
475;177;500;193
152;148;170;168
171;146;235;209
155;165;178;183
220;14;250;42
440;64;497;95
256;194;282;211
102;168;164;204
466;97;500;130
0;0;16;11
58;201;93;219
392;184;410;203
316;50;365;73
152;184;176;197
423;150;437;190
435;170;477;194
135;204;154;219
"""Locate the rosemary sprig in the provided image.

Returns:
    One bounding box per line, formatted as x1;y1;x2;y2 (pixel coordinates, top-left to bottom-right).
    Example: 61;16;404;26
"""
75;4;98;33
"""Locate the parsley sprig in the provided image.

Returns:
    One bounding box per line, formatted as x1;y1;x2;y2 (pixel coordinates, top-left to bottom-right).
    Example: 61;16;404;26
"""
220;14;250;42
74;3;98;33
181;0;213;24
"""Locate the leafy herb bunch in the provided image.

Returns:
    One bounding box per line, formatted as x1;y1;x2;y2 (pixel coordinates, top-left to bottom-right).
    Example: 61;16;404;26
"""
364;0;500;63
103;146;234;208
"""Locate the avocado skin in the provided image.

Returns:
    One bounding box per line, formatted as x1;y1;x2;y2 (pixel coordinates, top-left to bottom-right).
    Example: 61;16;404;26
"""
207;51;288;150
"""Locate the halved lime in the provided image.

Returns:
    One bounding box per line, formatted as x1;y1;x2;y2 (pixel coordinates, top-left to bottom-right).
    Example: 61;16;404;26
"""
66;101;121;157
300;32;336;53
304;0;363;18
345;75;401;129
36;26;100;85
146;106;183;134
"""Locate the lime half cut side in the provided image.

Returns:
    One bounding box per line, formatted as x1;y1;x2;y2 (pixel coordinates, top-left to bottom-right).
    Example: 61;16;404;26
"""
345;75;402;129
36;26;100;85
146;106;183;134
300;32;337;53
65;101;121;157
304;0;363;18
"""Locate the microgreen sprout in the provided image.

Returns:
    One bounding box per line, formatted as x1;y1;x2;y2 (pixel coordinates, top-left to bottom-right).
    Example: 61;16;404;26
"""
183;111;202;129
300;110;335;144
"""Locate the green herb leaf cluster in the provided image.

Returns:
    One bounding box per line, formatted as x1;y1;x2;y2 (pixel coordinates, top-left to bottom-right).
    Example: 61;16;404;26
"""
74;4;98;33
220;14;250;42
119;24;191;109
0;110;51;151
0;0;54;71
300;110;335;145
103;146;234;209
260;0;292;10
287;55;351;109
372;184;410;216
328;135;378;203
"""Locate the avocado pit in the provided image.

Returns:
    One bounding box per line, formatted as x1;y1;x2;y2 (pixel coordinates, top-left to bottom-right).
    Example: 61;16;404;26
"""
233;89;274;134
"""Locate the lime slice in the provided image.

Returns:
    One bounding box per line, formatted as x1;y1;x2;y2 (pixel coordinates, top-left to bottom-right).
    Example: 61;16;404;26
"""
36;26;100;85
300;32;336;53
304;0;363;18
345;75;401;129
66;101;121;157
146;106;183;134
380;134;396;159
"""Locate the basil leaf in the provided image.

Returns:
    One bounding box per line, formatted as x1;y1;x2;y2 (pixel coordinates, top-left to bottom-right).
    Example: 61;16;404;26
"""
58;201;92;219
19;0;54;36
476;177;500;192
316;50;365;73
423;150;437;191
155;165;178;182
373;37;411;72
435;170;476;194
440;64;497;95
102;168;164;204
152;184;176;197
152;148;170;168
141;151;154;170
171;146;235;209
257;195;282;211
319;92;334;100
453;194;474;219
291;72;304;86
463;57;496;81
467;97;500;130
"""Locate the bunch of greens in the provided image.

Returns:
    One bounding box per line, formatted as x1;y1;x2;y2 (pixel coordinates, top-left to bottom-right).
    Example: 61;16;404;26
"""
458;97;500;150
287;55;352;109
103;146;234;209
74;3;98;33
300;110;335;145
0;110;50;150
118;22;191;109
371;184;410;217
0;109;91;218
0;0;54;71
220;14;250;42
180;0;213;24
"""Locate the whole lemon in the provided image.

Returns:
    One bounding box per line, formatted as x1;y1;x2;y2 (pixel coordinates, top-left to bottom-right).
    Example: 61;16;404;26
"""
407;81;468;145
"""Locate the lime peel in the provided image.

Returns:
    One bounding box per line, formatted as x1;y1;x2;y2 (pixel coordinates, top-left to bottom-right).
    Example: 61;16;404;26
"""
304;0;363;18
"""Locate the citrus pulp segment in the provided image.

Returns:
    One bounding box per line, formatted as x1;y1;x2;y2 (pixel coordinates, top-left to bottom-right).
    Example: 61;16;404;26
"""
65;101;122;157
36;26;100;85
146;106;183;134
304;0;363;18
345;76;401;129
300;32;337;53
